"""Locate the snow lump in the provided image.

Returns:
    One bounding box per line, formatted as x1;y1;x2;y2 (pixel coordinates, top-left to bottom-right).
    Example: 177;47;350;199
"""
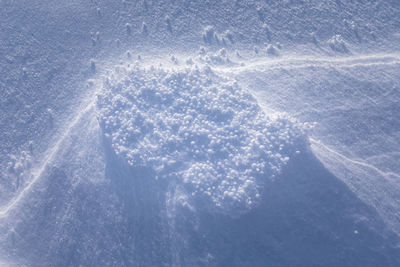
97;65;308;215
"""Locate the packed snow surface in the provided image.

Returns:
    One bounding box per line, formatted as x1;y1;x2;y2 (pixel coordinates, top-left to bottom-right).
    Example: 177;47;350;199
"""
97;66;308;213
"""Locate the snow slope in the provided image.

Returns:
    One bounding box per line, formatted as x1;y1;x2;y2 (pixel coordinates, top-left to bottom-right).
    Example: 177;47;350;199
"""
1;0;400;266
227;52;400;233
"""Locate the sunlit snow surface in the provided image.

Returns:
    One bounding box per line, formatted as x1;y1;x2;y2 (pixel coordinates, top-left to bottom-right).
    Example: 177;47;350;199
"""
97;66;308;214
2;0;400;265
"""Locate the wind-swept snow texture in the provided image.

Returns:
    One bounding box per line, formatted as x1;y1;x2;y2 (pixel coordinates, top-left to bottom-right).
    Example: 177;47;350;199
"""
1;0;400;266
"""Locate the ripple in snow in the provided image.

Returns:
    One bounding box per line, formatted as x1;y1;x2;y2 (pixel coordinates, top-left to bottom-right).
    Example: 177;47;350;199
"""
97;65;308;215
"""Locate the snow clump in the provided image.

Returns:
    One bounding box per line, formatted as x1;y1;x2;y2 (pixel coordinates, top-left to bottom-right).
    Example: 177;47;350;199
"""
97;66;308;215
328;34;349;53
198;48;232;65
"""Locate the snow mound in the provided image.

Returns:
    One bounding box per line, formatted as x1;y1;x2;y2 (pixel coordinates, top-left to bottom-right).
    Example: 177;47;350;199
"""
97;65;308;214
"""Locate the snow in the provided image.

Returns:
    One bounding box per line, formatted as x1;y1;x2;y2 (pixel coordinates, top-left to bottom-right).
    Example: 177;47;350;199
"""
97;65;308;214
328;34;349;53
1;0;400;266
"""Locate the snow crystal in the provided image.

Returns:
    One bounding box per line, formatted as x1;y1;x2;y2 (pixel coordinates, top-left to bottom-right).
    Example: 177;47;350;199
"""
97;66;307;214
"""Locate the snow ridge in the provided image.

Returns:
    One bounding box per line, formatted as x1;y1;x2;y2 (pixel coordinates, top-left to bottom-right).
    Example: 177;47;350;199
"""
0;92;99;219
311;138;400;180
214;53;400;75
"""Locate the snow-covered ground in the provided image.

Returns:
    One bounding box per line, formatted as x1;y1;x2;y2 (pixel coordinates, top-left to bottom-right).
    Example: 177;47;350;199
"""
1;0;400;266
